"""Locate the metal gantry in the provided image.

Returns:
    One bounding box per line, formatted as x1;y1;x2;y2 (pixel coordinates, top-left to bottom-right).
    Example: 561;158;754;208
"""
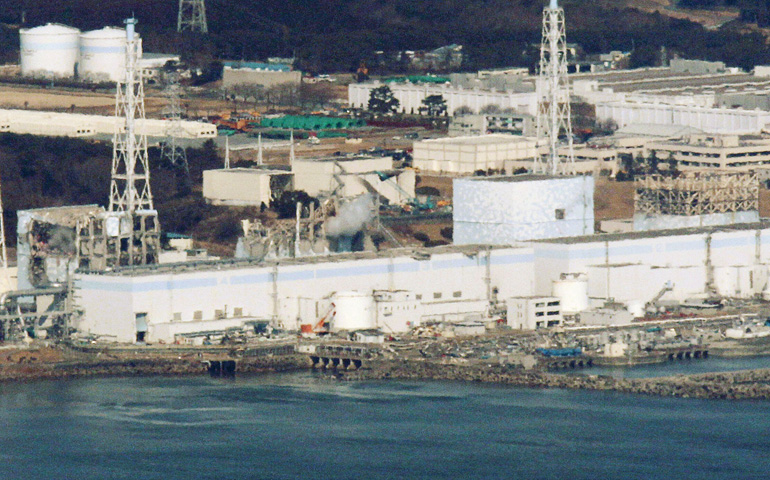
177;0;208;33
635;172;759;216
109;18;160;266
534;0;575;176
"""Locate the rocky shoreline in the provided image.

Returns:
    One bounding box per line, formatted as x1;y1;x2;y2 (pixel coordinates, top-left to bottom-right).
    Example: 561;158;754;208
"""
0;348;309;383
333;360;770;401
3;346;770;400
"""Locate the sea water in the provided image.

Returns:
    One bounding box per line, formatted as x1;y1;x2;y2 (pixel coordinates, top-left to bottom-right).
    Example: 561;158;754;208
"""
1;372;769;480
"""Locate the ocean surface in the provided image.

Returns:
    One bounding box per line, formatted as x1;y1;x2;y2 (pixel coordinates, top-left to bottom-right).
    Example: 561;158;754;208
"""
1;370;770;480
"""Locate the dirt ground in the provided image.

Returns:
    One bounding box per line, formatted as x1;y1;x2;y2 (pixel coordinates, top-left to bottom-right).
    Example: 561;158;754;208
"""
594;176;635;221
0;84;232;117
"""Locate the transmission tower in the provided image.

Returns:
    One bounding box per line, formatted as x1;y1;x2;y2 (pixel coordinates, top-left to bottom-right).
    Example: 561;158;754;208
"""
109;18;160;266
160;65;190;177
177;0;208;33
0;176;8;291
534;0;574;175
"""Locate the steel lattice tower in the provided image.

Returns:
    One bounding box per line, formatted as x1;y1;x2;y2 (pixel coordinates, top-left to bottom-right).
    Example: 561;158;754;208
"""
534;0;574;175
177;0;208;33
109;18;160;266
160;65;190;176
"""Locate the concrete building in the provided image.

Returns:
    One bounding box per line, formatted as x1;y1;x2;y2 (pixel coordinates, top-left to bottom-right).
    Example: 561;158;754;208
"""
73;245;536;343
670;59;726;75
0;109;216;139
595;102;770;135
292;155;415;205
348;81;538;117
71;219;770;342
453;175;595;244
202;168;292;206
222;62;301;89
527;222;770;308
647;134;770;171
506;296;563;330
448;113;535;137
413;135;537;174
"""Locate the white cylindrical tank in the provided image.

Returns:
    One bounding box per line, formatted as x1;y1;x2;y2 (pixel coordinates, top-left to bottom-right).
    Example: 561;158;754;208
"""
552;273;589;314
20;24;80;78
79;27;132;83
626;300;645;318
332;291;375;332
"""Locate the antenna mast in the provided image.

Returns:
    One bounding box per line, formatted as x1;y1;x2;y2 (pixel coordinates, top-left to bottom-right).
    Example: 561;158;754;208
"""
534;0;575;175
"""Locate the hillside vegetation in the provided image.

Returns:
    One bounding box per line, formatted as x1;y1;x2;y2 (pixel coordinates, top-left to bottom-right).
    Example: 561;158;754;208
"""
0;0;767;72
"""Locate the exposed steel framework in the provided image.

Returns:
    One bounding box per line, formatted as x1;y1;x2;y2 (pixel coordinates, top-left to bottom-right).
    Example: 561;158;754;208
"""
635;172;759;216
177;0;208;34
535;0;575;175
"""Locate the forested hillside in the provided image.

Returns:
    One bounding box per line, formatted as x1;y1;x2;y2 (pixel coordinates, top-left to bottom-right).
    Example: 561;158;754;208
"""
0;134;247;249
0;0;768;73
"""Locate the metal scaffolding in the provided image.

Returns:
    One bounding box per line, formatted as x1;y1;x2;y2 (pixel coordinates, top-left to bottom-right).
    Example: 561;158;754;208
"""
635;172;759;216
160;65;190;177
109;18;160;266
534;0;574;176
177;0;208;33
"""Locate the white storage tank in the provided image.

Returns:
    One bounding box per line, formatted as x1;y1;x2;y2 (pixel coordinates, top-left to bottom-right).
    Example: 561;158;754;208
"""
20;24;80;78
79;27;132;83
332;291;375;332
552;273;589;314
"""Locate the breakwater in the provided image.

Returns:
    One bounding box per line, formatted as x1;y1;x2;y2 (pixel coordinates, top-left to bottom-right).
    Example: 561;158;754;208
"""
335;360;770;400
4;346;770;400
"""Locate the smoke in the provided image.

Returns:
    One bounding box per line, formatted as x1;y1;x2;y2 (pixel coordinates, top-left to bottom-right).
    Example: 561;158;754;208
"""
39;225;76;254
325;194;375;237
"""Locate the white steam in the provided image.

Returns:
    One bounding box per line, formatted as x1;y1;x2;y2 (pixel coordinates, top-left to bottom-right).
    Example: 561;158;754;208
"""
325;194;375;237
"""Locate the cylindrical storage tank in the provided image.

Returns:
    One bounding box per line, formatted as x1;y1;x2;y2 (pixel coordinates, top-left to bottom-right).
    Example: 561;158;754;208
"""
626;300;645;318
20;24;80;78
332;291;375;332
552;273;589;314
79;27;130;83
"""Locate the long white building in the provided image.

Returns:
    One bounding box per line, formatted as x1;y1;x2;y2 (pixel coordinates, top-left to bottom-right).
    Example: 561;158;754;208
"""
74;245;535;342
348;81;537;116
0;109;216;138
73;220;770;343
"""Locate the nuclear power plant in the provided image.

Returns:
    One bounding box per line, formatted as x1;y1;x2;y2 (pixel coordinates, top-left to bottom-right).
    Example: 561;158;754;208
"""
2;3;770;353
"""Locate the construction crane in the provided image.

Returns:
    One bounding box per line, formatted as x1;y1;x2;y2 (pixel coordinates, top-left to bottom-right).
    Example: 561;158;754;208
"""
301;302;335;336
645;281;674;315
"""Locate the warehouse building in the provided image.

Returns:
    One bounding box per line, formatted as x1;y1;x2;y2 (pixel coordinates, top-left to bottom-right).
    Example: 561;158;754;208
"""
413;135;537;174
222;61;301;89
349;81;537;116
0;109;216;139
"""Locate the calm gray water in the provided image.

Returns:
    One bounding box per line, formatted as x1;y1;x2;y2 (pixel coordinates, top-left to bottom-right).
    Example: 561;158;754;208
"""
1;372;769;480
576;354;770;378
